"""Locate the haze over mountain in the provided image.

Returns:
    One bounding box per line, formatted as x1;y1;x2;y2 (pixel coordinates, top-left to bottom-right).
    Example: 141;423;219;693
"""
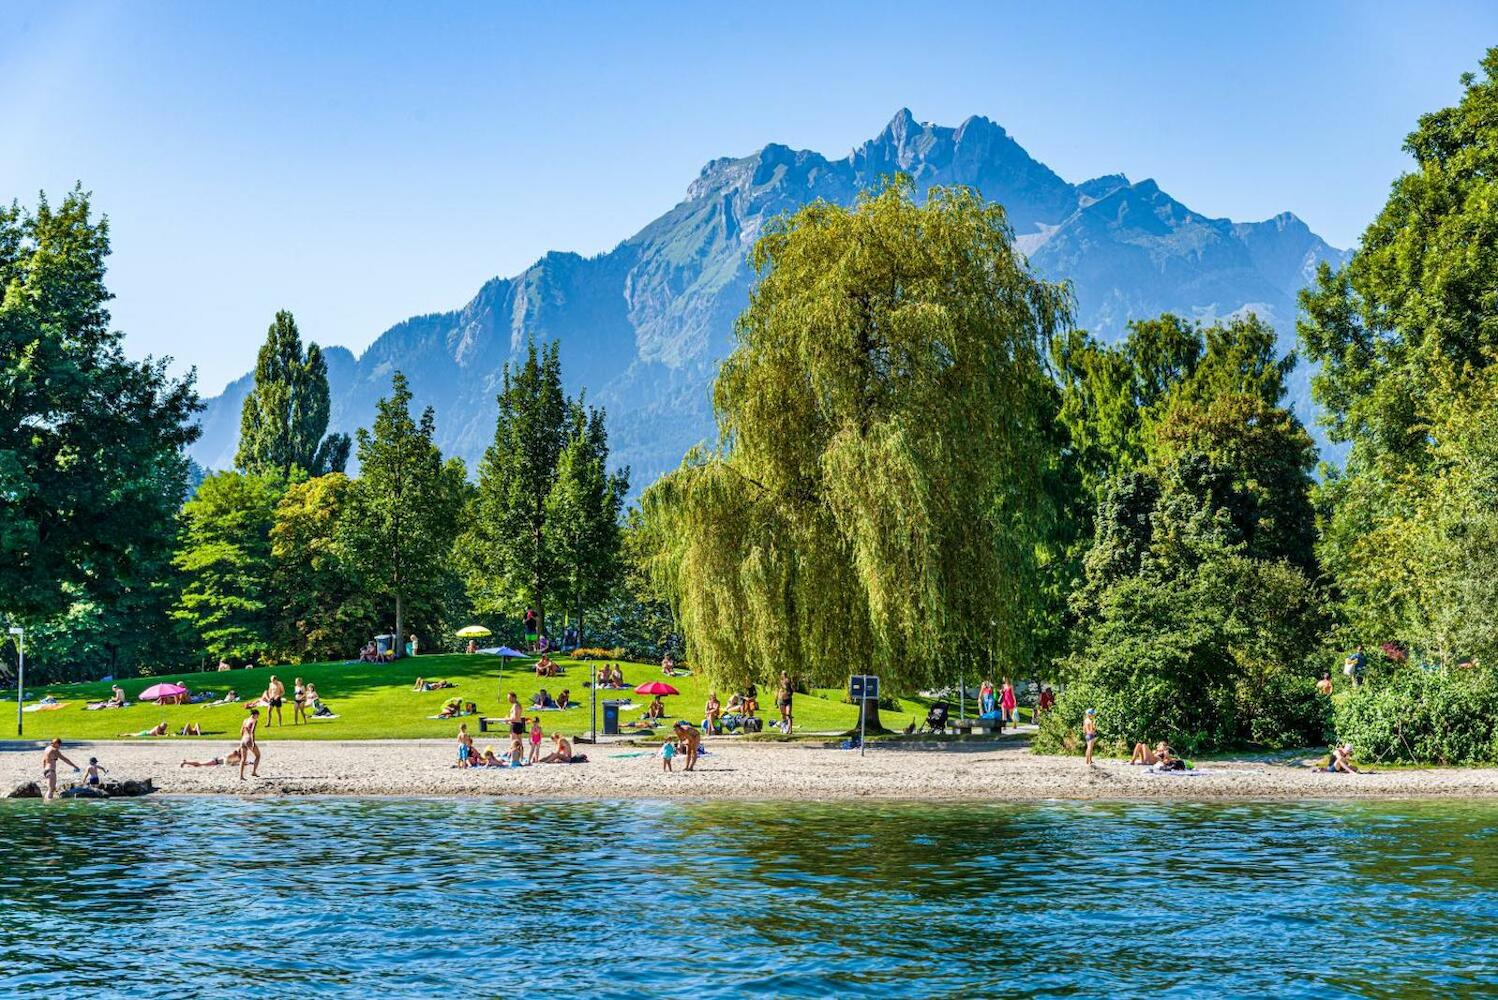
192;110;1349;488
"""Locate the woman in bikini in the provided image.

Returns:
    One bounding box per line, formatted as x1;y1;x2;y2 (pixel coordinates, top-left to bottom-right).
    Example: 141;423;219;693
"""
540;733;573;763
40;739;80;800
239;707;261;779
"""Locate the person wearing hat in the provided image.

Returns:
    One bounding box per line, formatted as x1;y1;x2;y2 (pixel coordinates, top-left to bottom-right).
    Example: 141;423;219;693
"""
1083;708;1098;765
84;756;107;787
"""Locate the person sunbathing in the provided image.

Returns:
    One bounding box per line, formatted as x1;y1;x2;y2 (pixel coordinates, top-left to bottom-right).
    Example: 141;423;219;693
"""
540;733;573;763
532;689;557;709
178;722;203;736
121;721;169;738
645;696;666;720
438;696;465;718
181;749;244;768
1130;741;1170;765
556;689;571;710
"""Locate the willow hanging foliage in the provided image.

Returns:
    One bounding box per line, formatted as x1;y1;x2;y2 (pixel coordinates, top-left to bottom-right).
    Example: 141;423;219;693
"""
640;179;1070;695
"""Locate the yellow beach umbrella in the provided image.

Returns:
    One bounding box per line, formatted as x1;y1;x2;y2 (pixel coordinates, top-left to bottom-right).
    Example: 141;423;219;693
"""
455;625;492;638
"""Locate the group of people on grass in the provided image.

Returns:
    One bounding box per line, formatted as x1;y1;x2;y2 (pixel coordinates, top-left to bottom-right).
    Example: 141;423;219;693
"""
247;676;332;725
594;664;628;688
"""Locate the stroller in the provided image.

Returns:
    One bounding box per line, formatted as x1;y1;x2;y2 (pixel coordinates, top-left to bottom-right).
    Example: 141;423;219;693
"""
918;701;950;734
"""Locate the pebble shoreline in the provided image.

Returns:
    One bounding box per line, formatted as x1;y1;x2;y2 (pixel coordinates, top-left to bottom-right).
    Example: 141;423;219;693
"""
6;739;1498;801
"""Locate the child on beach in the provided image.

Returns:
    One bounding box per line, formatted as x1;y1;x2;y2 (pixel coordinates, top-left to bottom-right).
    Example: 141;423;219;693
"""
84;757;107;787
661;738;676;772
529;717;543;764
508;732;526;766
456;723;474;768
1083;708;1098;765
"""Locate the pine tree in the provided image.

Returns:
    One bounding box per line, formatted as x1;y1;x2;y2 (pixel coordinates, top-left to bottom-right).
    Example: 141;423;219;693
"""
235;310;350;478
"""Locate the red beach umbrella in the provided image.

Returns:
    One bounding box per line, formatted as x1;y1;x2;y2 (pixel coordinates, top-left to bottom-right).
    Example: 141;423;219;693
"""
633;681;679;696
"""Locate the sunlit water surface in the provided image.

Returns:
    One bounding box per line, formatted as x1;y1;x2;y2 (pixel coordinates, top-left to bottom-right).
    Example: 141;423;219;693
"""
2;796;1496;998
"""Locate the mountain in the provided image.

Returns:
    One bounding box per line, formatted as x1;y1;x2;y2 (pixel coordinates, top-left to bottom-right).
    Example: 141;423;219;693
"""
191;110;1349;488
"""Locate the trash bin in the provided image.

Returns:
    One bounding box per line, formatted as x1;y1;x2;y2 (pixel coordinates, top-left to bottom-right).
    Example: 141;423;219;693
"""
603;701;620;736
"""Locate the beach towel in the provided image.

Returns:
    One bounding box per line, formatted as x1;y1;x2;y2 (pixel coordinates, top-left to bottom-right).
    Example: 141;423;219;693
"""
427;711;472;720
23;702;67;712
308;714;341;720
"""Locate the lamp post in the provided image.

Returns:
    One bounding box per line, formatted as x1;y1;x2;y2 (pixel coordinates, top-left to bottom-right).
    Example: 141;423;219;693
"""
8;627;23;738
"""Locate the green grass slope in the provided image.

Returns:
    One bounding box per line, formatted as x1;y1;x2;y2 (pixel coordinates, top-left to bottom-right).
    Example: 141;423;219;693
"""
10;655;934;743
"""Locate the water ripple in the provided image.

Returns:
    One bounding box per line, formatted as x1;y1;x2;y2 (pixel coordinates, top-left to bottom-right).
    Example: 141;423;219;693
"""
1;798;1497;998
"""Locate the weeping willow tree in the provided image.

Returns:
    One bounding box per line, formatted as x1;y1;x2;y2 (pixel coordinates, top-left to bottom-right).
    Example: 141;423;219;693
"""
640;180;1069;727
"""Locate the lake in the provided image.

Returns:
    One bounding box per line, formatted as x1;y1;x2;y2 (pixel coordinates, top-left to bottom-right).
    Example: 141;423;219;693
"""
1;797;1495;997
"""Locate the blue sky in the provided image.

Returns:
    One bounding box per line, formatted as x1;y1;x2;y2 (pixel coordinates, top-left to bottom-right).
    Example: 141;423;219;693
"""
4;1;1495;392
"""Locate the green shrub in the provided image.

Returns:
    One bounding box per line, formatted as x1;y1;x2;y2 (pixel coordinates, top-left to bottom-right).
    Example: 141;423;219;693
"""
1244;673;1332;748
1333;667;1498;765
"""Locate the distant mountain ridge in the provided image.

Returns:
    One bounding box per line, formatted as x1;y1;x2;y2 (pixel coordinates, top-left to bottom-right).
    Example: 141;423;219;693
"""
192;110;1349;488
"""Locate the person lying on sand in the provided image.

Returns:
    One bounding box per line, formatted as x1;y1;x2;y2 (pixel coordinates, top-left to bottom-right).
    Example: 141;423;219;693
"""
478;747;503;767
120;721;170;738
1130;741;1170;765
180;749;244;768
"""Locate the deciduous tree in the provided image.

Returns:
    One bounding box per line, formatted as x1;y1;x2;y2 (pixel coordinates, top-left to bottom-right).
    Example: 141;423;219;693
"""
642;180;1068;727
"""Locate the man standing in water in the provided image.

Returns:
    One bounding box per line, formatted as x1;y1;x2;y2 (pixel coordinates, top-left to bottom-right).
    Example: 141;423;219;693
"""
239;707;262;780
40;738;80;800
264;675;286;726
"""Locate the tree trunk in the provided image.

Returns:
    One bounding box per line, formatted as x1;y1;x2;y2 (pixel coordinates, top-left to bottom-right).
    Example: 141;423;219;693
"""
856;697;885;734
394;592;404;660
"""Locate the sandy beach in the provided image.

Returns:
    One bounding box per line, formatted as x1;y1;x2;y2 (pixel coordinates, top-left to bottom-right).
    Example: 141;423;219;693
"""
5;737;1498;800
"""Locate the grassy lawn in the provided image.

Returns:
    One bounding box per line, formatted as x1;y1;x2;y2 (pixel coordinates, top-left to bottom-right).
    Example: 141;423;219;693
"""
7;655;934;743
